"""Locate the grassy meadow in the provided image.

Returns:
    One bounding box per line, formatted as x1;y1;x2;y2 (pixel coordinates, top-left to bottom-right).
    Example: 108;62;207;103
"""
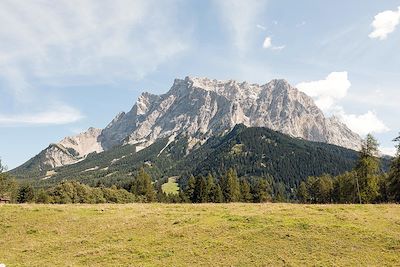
0;204;399;266
161;177;180;195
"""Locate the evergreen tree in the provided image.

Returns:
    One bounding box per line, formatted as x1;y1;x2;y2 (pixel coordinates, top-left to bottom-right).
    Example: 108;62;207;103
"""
17;184;35;203
131;168;155;202
186;175;196;202
0;172;18;202
206;174;216;202
274;182;287;202
220;168;240;202
178;190;190;203
315;174;334;203
214;184;224;203
252;178;271;203
193;176;207;203
388;133;400;202
332;172;357;203
355;134;381;203
378;173;389;203
297;181;309;203
35;189;51;203
240;179;252;202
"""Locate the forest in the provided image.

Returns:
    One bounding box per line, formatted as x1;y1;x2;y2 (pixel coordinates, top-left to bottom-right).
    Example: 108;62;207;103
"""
1;132;399;204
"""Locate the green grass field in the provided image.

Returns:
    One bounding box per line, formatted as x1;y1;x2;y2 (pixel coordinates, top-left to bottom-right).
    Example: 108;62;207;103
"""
161;176;179;195
1;204;399;266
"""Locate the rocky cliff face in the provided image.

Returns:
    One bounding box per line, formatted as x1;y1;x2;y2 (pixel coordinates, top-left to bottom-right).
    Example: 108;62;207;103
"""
59;127;103;157
34;127;103;169
101;77;362;152
16;76;362;170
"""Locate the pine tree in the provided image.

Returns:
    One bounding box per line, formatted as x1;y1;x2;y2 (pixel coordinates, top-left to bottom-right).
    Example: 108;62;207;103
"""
297;181;309;203
214;184;224;203
240;179;252;202
221;168;240;202
17;184;35;203
388;133;400;202
193;176;207;203
206;174;215;202
186;175;196;202
35;189;51;204
131;168;155;202
355;134;381;203
332;172;358;203
178;190;190;203
0;172;18;202
274;182;286;202
252;178;271;203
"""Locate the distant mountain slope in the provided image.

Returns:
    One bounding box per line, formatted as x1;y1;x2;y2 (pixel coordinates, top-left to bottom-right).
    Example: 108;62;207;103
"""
175;124;361;189
11;143;82;178
13;126;366;192
11;128;102;177
12;76;362;174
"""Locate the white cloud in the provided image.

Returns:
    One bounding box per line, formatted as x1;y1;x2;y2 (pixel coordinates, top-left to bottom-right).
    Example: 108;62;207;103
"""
296;72;351;112
214;0;267;52
263;36;285;50
0;105;83;126
369;6;400;40
296;72;389;136
263;37;272;49
0;0;188;127
335;109;389;136
380;146;396;157
0;0;187;86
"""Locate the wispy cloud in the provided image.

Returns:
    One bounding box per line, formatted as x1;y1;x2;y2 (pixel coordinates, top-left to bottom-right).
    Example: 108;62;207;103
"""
214;0;267;53
256;24;267;31
369;6;400;40
0;105;83;126
296;72;389;136
0;0;188;126
262;36;285;50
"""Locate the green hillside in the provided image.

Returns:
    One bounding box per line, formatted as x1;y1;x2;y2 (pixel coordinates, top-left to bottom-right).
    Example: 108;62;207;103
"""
11;125;374;190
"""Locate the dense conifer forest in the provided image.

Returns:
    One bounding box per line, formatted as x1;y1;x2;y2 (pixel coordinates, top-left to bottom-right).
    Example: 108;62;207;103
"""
2;127;399;204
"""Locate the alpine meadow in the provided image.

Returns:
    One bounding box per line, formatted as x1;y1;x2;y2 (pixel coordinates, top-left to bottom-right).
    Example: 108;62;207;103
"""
1;1;400;266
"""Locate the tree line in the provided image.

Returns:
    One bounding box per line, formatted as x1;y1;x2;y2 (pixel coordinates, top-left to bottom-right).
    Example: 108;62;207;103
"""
297;134;400;203
1;132;400;204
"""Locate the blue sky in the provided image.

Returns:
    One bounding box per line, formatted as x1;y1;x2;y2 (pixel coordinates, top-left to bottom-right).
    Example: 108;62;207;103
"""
1;0;399;169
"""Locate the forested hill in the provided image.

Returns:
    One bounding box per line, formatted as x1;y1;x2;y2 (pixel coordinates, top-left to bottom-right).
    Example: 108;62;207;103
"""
11;124;372;190
175;124;361;189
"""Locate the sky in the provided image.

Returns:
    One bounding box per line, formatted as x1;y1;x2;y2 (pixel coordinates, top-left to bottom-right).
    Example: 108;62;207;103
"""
0;0;399;169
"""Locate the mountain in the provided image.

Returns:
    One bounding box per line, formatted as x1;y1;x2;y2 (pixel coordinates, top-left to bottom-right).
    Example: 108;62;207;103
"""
15;126;365;195
102;77;361;151
11;127;103;178
12;76;362;176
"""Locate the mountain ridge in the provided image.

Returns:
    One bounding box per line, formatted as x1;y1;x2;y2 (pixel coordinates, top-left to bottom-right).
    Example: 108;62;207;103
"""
12;76;363;174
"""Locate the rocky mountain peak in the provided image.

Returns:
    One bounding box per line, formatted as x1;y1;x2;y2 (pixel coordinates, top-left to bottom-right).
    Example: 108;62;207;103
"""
15;76;363;171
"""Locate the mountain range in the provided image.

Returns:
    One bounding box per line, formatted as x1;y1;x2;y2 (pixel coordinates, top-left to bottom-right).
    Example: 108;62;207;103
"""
12;76;363;180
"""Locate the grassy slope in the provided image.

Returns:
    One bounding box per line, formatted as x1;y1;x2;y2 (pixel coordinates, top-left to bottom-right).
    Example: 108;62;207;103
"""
161;177;180;195
0;204;399;266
